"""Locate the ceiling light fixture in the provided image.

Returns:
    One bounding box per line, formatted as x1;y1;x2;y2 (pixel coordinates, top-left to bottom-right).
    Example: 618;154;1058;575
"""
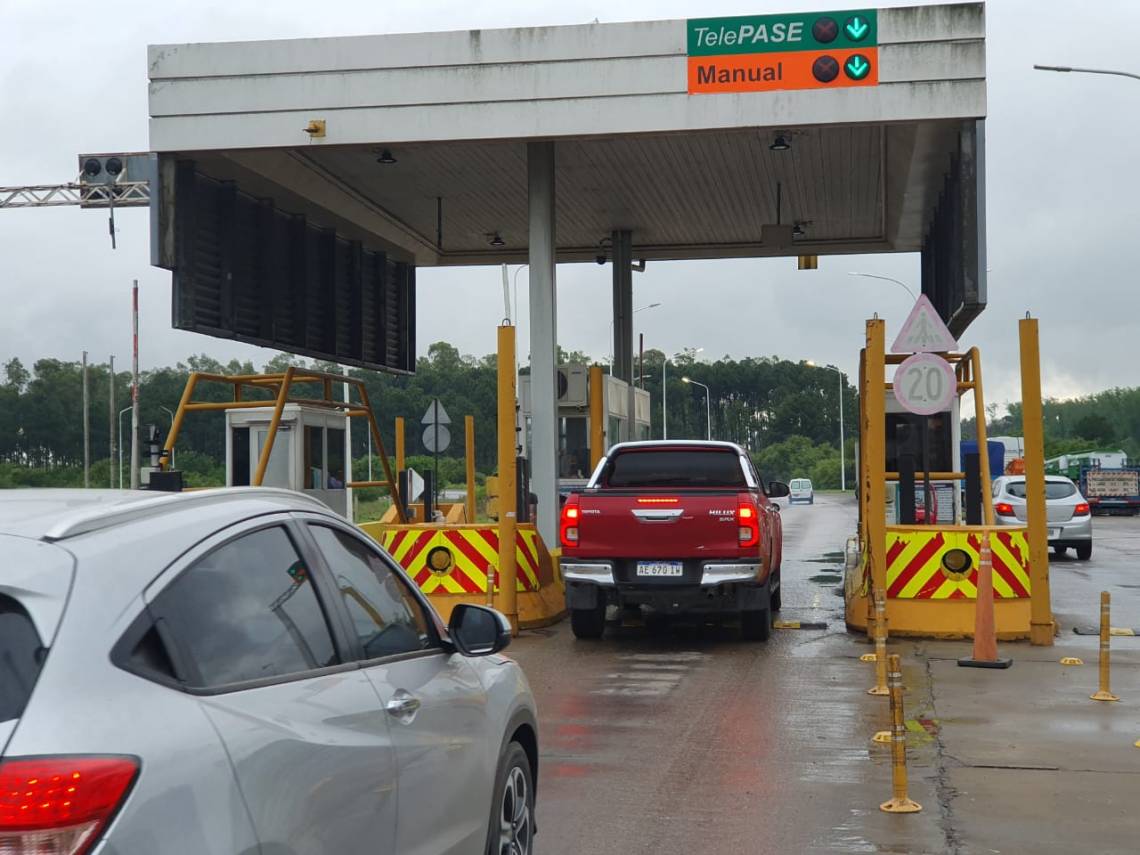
769;134;791;152
376;149;397;164
489;232;505;247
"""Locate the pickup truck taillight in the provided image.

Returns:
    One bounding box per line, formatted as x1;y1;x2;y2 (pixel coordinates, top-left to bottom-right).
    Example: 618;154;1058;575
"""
0;755;139;855
1073;502;1091;516
560;501;580;547
737;499;760;548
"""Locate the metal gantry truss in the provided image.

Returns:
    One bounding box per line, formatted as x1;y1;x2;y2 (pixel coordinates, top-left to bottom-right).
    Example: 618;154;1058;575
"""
0;180;150;209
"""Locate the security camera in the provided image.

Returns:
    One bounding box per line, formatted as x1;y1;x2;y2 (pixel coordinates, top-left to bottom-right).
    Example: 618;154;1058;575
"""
595;255;607;265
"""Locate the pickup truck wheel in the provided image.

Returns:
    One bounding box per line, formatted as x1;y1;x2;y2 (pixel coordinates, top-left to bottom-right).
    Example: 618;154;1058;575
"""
1076;542;1093;561
741;607;771;642
571;604;606;639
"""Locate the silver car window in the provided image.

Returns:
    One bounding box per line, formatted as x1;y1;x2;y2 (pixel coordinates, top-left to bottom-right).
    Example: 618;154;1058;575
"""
0;595;44;723
308;525;433;660
154;526;339;688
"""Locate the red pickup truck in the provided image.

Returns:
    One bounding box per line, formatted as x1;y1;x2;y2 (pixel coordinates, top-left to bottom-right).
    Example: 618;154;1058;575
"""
559;441;789;641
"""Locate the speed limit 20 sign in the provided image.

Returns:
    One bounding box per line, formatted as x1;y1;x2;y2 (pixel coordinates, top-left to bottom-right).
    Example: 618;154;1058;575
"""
893;353;956;415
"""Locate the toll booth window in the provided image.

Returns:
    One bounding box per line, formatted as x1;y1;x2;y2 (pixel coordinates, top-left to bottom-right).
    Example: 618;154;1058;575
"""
256;427;292;488
327;428;346;489
231;427;250;487
604;450;747;489
305;426;325;490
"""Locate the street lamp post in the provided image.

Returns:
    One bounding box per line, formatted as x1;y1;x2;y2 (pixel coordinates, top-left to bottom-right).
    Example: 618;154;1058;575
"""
663;347;702;440
117;405;131;489
847;271;918;300
1034;64;1140;82
682;377;712;440
609;302;662;368
159;406;175;468
810;362;847;491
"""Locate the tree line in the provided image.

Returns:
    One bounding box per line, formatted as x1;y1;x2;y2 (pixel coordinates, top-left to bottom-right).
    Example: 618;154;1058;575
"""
0;343;860;488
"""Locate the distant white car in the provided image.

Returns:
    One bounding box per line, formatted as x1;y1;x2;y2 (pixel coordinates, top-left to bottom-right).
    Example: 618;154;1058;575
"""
789;478;814;504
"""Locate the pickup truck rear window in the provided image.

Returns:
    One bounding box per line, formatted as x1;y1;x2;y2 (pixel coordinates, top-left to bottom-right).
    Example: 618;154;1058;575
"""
0;595;45;723
604;450;747;489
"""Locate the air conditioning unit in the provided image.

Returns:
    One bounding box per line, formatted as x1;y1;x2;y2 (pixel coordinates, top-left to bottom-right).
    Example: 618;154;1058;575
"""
557;364;588;407
517;364;589;412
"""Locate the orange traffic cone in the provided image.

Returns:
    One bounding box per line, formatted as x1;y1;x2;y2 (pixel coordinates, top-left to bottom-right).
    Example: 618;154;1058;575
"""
958;531;1012;669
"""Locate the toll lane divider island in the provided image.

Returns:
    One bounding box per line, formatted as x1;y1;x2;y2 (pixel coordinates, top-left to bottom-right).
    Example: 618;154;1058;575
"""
688;9;878;94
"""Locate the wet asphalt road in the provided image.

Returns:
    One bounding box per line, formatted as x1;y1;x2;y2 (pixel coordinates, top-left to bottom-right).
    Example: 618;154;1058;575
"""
509;497;1140;855
509;494;936;855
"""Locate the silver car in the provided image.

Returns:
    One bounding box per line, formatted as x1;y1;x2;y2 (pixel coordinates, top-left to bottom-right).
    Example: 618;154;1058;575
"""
992;475;1093;560
0;488;537;855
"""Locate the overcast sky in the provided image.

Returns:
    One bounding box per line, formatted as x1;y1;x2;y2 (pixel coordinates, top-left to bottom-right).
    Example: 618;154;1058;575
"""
2;0;1136;410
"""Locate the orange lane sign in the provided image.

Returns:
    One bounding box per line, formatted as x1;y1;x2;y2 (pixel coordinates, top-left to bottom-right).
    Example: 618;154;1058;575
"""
687;48;879;95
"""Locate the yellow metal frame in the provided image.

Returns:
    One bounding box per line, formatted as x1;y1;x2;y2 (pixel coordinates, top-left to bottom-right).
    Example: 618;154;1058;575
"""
854;320;1051;640
158;367;407;523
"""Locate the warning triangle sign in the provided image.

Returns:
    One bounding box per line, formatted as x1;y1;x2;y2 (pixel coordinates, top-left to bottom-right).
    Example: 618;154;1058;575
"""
891;295;958;354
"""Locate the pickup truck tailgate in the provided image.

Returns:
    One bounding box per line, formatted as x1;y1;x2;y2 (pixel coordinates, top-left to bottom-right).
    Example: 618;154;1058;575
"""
576;491;744;559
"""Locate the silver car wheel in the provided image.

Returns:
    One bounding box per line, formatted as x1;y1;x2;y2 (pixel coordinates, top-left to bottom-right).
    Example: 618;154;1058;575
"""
499;764;532;855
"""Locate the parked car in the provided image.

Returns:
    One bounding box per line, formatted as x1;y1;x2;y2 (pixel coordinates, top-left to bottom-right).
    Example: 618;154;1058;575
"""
560;441;788;641
0;488;537;855
789;478;814;504
992;475;1093;560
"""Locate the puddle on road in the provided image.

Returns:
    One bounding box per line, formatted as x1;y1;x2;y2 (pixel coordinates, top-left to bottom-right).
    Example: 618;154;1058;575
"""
809;572;844;585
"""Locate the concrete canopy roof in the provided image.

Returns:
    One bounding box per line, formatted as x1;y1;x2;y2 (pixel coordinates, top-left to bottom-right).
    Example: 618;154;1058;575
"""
148;3;985;267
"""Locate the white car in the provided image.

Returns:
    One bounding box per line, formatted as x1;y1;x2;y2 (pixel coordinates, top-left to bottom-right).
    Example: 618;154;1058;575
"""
992;475;1093;560
789;478;814;504
0;488;537;855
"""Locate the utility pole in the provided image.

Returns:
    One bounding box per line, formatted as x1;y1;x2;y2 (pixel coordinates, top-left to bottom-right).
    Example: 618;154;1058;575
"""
82;351;90;487
130;280;140;489
108;355;116;488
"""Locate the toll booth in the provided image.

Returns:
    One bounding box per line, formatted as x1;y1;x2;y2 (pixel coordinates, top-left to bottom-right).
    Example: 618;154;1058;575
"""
226;404;351;518
519;366;650;479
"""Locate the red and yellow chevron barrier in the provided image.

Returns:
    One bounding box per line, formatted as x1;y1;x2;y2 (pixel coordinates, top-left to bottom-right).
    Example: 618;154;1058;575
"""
886;528;1031;600
357;521;566;628
371;526;541;594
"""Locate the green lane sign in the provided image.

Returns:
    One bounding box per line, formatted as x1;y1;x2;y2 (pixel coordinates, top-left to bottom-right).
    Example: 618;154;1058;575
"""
687;9;878;57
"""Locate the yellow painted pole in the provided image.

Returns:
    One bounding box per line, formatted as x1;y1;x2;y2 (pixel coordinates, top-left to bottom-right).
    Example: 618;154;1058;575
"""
395;417;406;472
465;415;477;523
497;325;519;634
880;654;922;813
589;364;605;471
1020;318;1054;645
868;588;889;695
356;384;406;524
865;320;887;604
969;349;995;527
1092;591;1120;701
158;372;200;470
252;367;295;487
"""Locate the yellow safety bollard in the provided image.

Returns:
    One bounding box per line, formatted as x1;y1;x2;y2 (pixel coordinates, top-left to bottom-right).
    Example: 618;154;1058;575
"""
880;654;922;814
868;589;889;696
1091;591;1120;702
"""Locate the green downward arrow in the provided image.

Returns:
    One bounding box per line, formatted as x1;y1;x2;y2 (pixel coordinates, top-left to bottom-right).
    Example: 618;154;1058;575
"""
846;16;869;40
846;56;870;80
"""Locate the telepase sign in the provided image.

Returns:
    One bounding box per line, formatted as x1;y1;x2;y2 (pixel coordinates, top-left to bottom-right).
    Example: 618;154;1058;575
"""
687;9;879;95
